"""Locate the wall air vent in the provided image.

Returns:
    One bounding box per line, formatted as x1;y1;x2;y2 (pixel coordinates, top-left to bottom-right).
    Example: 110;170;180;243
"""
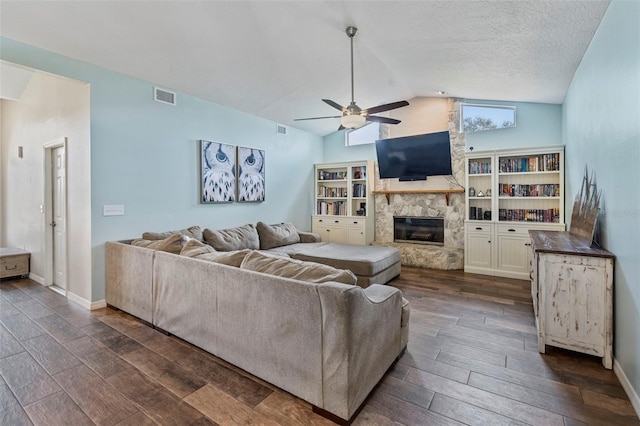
154;86;176;106
276;124;287;135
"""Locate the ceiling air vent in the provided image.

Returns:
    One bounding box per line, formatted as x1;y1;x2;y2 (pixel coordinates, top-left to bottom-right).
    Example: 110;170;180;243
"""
276;124;287;135
154;86;176;106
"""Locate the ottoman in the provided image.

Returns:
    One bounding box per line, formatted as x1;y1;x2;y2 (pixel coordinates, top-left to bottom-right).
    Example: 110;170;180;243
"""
290;243;401;287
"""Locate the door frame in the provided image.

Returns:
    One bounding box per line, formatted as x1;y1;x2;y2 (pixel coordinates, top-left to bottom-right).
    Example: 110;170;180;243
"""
43;137;68;293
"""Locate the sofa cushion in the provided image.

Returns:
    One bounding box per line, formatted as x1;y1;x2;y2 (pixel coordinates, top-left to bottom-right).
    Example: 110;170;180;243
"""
256;222;300;249
142;225;203;242
180;238;216;257
291;243;401;276
265;242;329;256
131;233;185;254
204;224;260;251
195;249;253;267
240;250;357;285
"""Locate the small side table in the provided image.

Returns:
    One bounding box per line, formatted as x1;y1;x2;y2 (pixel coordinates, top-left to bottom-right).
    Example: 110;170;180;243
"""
0;248;31;279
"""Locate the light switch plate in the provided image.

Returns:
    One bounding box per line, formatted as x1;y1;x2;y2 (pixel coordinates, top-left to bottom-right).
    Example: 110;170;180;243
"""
103;205;125;216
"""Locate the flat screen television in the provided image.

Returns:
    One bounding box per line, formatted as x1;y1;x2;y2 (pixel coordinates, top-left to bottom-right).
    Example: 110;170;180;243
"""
375;131;452;181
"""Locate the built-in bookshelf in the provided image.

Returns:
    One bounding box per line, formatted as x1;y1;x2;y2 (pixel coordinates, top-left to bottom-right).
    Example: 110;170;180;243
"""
313;161;374;245
464;146;565;280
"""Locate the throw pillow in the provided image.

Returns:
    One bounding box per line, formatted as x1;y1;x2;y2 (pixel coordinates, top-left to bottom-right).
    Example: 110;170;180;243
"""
195;249;253;267
131;233;185;254
142;225;203;242
256;222;301;250
180;238;216;257
240;250;357;285
203;224;260;251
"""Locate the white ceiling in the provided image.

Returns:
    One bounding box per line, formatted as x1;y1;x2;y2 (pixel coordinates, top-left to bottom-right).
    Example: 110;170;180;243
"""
0;1;610;136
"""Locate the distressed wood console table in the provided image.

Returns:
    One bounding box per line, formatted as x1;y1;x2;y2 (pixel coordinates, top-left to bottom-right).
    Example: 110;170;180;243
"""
529;230;614;369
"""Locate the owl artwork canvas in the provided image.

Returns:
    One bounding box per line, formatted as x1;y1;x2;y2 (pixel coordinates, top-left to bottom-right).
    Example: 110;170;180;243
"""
237;146;265;202
201;140;236;203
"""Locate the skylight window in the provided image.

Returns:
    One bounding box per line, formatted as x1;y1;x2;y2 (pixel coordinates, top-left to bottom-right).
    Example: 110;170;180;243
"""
461;104;516;133
345;122;380;146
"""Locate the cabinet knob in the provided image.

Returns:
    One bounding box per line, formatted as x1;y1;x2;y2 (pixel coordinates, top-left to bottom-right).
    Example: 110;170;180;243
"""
475;227;483;230
334;220;340;223
488;240;491;243
508;228;516;232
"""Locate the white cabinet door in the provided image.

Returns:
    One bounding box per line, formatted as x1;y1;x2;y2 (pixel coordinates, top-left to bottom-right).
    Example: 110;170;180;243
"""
465;232;492;268
496;234;530;274
347;226;365;245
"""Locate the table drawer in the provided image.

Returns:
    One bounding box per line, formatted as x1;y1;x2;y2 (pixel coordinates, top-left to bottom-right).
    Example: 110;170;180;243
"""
0;255;29;278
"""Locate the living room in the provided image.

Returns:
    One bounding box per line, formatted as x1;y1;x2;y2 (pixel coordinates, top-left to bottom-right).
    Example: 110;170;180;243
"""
1;1;638;424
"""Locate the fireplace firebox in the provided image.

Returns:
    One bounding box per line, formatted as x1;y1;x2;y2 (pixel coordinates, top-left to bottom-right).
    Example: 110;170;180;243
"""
394;216;444;245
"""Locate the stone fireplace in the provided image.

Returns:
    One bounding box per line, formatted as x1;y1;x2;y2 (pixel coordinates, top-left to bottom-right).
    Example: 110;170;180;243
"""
372;98;465;270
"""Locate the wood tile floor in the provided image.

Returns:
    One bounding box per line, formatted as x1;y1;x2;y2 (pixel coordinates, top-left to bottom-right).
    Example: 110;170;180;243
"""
1;268;638;425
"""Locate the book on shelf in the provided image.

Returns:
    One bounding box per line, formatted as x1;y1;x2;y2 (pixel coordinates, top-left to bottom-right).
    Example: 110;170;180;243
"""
317;200;346;216
318;186;348;197
352;166;367;180
498;208;560;223
352;183;366;197
319;170;347;180
499;153;560;173
468;160;491;174
498;183;560;197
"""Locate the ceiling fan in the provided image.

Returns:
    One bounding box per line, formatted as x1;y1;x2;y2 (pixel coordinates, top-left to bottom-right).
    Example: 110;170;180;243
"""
295;26;409;131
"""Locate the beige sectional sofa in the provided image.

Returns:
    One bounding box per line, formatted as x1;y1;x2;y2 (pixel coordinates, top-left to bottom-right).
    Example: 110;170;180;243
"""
106;223;408;424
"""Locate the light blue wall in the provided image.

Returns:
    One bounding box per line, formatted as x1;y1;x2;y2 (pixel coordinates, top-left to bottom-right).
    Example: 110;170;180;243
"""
562;0;640;404
323;130;377;163
1;37;323;301
322;100;562;161
464;100;562;151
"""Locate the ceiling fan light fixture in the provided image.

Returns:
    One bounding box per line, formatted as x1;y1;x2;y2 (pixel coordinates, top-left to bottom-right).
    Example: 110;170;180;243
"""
341;114;366;129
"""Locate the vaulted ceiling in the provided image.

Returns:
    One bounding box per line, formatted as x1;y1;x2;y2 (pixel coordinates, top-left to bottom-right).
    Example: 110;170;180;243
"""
0;1;610;136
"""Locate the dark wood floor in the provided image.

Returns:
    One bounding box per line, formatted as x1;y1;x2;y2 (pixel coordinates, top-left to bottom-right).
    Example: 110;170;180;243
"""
1;268;638;425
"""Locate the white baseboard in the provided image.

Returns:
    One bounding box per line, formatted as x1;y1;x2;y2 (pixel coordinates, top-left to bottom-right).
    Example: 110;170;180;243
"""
65;291;106;311
28;272;45;285
614;358;640;418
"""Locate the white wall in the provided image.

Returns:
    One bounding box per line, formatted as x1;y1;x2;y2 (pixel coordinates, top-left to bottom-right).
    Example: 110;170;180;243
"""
562;0;640;410
1;71;92;301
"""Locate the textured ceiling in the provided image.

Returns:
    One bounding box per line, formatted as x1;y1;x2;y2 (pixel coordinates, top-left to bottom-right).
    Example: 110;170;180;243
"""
0;1;610;136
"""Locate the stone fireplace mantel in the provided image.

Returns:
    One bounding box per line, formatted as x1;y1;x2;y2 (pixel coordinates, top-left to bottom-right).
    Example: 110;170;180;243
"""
372;188;465;205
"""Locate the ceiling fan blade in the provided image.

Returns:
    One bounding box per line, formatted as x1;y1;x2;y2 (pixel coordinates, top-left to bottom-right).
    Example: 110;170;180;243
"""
322;99;346;112
363;100;410;115
365;115;401;125
294;115;342;121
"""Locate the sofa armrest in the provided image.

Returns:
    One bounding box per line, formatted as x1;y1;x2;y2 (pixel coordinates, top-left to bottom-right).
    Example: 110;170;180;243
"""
298;230;321;243
106;241;155;323
317;282;403;421
362;284;399;303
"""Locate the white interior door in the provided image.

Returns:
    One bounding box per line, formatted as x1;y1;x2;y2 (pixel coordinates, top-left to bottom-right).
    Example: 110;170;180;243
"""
51;145;67;290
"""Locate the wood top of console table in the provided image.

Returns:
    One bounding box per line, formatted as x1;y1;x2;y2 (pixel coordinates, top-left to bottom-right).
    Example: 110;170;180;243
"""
0;247;30;257
529;230;614;258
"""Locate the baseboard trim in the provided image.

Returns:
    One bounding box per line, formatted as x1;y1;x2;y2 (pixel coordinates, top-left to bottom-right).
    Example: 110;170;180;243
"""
28;273;45;285
66;291;106;311
614;358;640;418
